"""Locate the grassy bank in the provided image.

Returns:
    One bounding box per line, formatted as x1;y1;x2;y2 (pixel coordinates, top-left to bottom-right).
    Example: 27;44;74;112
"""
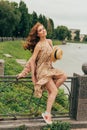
0;40;32;75
53;40;62;45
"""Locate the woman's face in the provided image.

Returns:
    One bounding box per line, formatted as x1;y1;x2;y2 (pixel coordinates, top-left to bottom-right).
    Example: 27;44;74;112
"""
37;25;47;38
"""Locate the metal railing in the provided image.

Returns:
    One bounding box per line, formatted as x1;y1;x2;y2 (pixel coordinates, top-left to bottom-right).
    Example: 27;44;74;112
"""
0;76;76;121
0;37;25;42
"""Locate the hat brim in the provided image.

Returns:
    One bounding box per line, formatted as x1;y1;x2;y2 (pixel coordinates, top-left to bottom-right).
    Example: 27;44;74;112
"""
51;46;63;62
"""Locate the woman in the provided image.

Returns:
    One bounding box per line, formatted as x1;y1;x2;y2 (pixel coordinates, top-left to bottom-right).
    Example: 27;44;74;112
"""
17;22;67;124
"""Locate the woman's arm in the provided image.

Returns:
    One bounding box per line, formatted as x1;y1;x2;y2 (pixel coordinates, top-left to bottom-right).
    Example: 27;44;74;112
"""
17;43;40;83
17;58;31;79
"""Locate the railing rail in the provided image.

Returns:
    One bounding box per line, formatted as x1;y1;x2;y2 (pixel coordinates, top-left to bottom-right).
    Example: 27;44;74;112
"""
0;37;25;42
0;76;76;121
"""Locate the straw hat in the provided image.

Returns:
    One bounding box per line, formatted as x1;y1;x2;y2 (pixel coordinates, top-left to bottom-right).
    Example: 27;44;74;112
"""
51;46;63;62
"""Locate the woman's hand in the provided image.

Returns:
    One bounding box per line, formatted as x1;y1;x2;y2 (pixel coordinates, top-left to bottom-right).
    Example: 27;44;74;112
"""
16;73;24;79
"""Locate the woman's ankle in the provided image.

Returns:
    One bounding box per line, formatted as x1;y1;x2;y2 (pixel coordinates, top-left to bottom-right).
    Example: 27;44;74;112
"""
45;111;51;115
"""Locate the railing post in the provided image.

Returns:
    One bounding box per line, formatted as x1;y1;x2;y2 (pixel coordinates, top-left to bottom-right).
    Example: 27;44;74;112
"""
70;74;79;119
70;63;87;121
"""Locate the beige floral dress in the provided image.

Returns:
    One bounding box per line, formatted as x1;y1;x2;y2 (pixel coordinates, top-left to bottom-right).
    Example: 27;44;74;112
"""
19;41;65;98
34;42;64;98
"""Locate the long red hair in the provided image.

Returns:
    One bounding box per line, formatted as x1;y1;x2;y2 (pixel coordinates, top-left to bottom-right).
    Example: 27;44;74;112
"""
24;22;42;53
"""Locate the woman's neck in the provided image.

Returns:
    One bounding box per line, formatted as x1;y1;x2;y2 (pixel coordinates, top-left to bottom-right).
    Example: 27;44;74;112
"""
40;37;46;42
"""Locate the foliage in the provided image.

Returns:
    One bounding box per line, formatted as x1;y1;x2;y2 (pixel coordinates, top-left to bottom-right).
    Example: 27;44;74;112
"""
74;30;80;41
0;82;34;114
83;35;87;42
38;14;48;30
41;121;71;130
47;18;54;38
0;0;71;40
0;0;21;37
52;40;62;45
0;81;68;115
15;125;27;130
54;26;71;40
31;11;38;27
15;1;29;37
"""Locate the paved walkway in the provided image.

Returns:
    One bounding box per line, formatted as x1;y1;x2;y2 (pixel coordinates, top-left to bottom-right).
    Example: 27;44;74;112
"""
71;129;87;130
0;118;87;130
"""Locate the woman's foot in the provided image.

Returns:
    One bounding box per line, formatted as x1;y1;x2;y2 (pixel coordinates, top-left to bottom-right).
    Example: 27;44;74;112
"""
42;112;52;124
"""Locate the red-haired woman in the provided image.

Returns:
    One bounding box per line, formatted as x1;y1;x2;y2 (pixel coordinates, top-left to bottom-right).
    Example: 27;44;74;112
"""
17;22;67;124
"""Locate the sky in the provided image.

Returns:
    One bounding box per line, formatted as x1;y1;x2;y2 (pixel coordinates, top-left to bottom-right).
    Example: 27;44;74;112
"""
9;0;87;34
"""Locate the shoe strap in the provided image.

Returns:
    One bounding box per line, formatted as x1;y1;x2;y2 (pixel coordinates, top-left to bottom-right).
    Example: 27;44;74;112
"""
45;111;51;116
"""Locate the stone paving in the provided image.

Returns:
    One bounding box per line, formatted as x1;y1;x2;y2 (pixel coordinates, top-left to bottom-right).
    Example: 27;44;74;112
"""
0;118;87;130
71;129;87;130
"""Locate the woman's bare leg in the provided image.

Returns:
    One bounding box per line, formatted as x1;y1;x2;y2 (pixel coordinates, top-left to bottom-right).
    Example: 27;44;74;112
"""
55;73;67;88
42;74;67;123
45;79;58;114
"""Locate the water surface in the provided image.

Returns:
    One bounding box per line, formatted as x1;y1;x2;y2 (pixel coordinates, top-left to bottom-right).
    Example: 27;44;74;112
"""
53;43;87;76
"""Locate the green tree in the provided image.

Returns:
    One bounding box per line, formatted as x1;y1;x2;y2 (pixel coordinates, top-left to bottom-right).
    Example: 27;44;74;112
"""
27;13;33;34
11;1;21;37
31;11;38;28
42;15;48;29
53;28;57;39
38;14;48;29
83;35;87;42
67;30;71;40
55;26;70;40
0;0;21;37
38;14;43;24
47;18;54;38
74;30;80;41
16;1;29;37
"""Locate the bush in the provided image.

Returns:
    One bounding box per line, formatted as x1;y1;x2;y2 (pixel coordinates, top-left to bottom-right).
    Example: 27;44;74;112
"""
41;121;71;130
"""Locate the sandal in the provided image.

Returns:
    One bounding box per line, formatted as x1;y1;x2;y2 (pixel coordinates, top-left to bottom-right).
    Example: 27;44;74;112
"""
42;112;52;124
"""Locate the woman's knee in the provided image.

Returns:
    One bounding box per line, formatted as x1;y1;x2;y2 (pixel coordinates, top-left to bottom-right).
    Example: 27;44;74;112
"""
46;79;58;95
63;73;67;81
56;73;67;87
61;73;67;81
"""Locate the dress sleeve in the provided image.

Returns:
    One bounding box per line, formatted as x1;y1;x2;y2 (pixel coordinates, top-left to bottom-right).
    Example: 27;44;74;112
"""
18;59;31;77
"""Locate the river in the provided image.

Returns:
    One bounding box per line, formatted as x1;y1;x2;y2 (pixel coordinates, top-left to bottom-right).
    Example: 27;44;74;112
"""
53;42;87;77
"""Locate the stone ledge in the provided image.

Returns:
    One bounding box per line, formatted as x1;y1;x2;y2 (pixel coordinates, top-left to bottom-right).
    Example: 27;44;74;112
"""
0;118;87;130
3;54;12;58
16;59;27;67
